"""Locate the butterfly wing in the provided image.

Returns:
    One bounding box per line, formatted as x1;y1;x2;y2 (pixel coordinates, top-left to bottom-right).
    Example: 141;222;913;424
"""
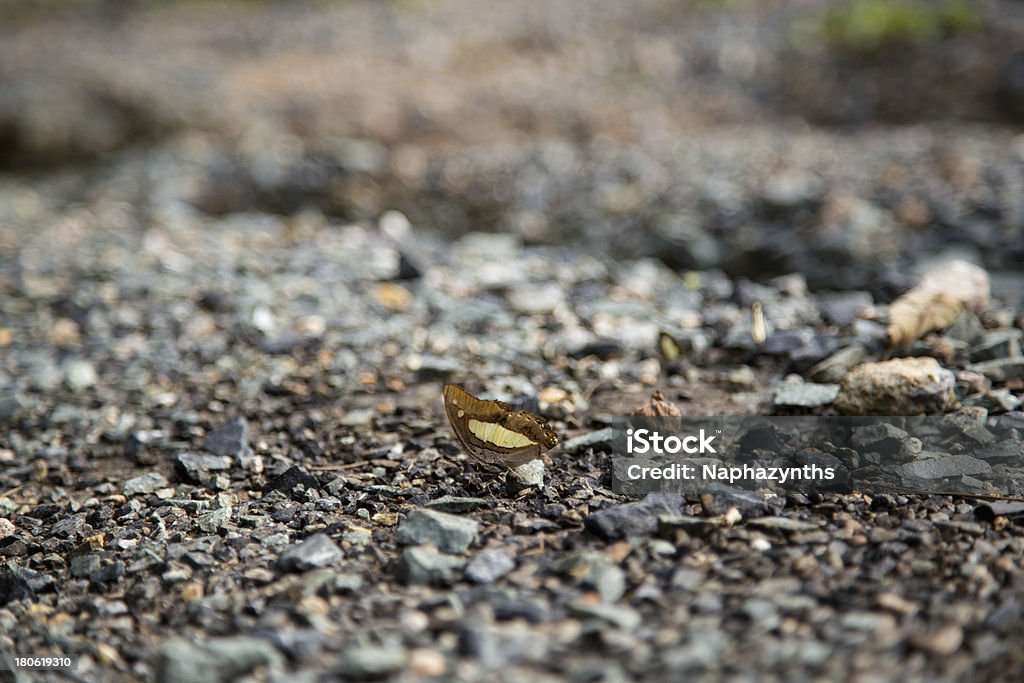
443;384;556;467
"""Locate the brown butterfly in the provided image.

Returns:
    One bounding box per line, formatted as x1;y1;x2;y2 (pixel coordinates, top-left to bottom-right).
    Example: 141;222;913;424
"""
442;384;558;467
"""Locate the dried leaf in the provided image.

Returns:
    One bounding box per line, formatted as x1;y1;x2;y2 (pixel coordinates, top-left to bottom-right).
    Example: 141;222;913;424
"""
887;260;989;349
629;390;681;432
631;390;681;418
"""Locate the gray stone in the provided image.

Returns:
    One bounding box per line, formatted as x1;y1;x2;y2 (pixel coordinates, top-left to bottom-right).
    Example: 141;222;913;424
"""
63;359;98;391
555;551;626;602
973;439;1022;463
0;393;27;422
124;471;168;496
563;427;616;454
900;454;992;480
0;565;33;605
278;533;342;572
969;329;1023;362
395;508;478;554
773;382;839;408
339;408;374;427
336;643;407;680
202;417;253;466
424;496;490;512
569;602;642;631
507;283;565;315
396;545;464;585
762;171;822;209
176;452;234;483
996;412;1024;433
851;423;909;458
410;355;461;381
197;507;232;533
509;459;545;488
70;554;101;578
155;637;283;683
818;293;873;327
834;358;957;415
970;358;1024;382
657;515;721;539
585;493;686;541
966;389;1021;413
465;549;515;583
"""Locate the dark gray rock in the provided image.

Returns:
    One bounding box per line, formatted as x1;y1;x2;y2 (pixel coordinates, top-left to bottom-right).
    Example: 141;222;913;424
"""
818;292;873;326
263;466;319;497
793;448;851;490
851;423;909;458
975;438;1024;463
278;533;342;572
0;564;33;605
996;412;1024;433
585;493;686;541
739;423;791;453
176;452;234;483
202;417;253;466
395;508;478;554
424;496;490;513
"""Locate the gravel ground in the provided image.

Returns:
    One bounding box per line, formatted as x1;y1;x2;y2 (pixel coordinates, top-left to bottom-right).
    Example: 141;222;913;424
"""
2;2;1024;682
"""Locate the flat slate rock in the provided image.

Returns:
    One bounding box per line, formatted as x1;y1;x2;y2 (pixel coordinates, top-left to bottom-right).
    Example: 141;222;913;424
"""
395;508;479;554
900;455;992;481
773;382;840;408
278;533;342;572
396;545;464;585
155;637;283;683
424;496;490;512
124;471;169;496
585;493;687;541
202;417;254;466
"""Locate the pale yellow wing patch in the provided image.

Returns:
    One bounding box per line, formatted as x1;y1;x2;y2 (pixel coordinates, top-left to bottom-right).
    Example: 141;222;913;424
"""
467;419;535;449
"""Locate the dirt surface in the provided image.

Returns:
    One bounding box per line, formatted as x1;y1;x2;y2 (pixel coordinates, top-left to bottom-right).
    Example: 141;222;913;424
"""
2;2;1024;682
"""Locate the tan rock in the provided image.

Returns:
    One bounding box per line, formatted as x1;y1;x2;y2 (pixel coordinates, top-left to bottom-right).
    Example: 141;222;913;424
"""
833;357;957;415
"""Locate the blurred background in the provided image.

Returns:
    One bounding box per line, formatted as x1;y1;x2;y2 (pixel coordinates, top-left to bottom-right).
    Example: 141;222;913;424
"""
2;0;1022;292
